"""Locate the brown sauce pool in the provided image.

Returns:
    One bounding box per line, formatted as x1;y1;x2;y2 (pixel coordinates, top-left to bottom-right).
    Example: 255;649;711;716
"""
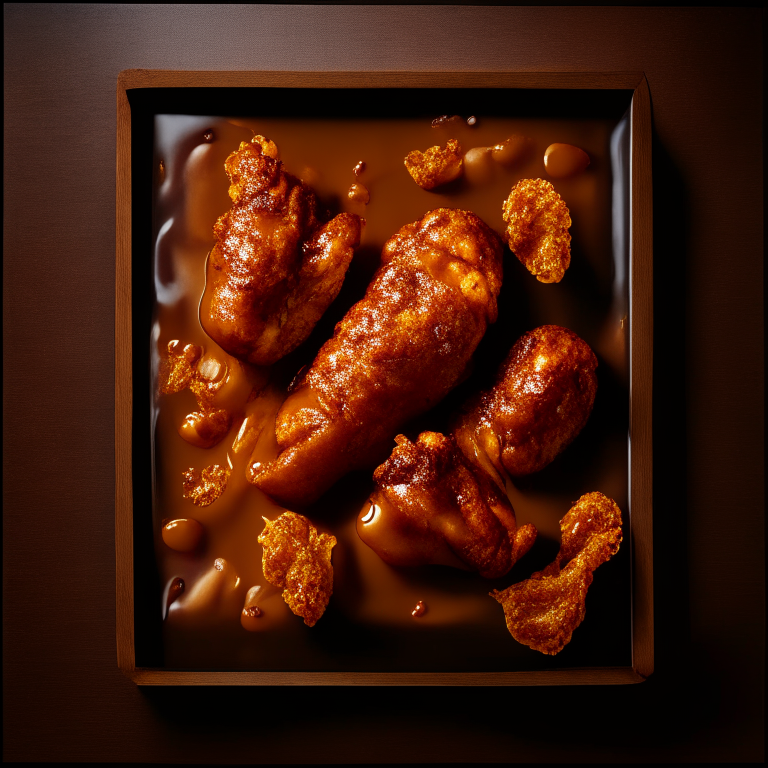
151;111;630;671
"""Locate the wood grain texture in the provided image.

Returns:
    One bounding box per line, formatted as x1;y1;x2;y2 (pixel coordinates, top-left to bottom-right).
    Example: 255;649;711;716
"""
4;4;763;764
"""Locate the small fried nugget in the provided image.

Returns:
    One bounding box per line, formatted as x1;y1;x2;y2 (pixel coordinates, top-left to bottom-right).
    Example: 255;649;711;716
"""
181;464;231;507
258;511;336;627
456;325;598;478
502;178;571;283
405;139;463;190
360;432;537;578
490;492;622;655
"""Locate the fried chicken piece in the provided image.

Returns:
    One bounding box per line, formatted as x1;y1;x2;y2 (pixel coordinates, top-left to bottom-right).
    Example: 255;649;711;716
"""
502;178;571;283
258;511;336;627
455;325;597;478
359;432;536;578
405;139;464;190
250;208;503;507
490;492;622;654
201;135;363;365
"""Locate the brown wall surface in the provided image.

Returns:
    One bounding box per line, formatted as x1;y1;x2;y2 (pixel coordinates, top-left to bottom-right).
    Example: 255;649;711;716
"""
3;4;764;763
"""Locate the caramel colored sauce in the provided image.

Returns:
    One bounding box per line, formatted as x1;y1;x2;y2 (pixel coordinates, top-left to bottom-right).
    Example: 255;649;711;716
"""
151;111;629;670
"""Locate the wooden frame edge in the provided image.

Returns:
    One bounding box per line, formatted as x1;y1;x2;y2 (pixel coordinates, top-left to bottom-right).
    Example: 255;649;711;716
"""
116;75;135;677
630;76;654;680
117;69;645;91
115;69;652;684
128;666;645;687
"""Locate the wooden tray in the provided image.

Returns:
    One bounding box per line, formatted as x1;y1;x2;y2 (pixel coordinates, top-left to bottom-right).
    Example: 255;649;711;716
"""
116;70;653;685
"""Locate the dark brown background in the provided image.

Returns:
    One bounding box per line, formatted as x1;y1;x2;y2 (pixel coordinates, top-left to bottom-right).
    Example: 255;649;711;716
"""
3;4;764;763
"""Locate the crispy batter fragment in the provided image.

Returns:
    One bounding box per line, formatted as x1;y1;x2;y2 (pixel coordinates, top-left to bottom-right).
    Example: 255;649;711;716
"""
182;464;231;507
201;135;362;365
455;325;598;477
159;341;203;395
251;209;503;507
258;511;336;627
405;139;463;190
490;492;622;655
159;341;233;449
502;179;571;283
361;432;536;578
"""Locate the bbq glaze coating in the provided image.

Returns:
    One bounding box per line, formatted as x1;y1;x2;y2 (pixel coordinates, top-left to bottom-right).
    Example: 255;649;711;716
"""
201;135;362;365
251;208;504;507
456;325;597;478
360;432;536;578
502;178;571;283
258;511;336;627
490;492;622;655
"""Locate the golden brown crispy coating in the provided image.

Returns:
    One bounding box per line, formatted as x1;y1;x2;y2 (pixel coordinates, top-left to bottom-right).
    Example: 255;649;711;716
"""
456;325;597;478
405;139;463;190
250;208;503;507
258;511;336;627
201;135;362;365
159;341;203;395
502;179;571;283
490;492;622;654
360;432;537;578
181;464;230;507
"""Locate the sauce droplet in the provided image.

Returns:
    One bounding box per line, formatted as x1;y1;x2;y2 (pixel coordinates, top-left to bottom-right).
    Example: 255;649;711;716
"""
466;116;477;126
544;143;590;179
203;129;215;143
348;183;370;204
353;160;366;176
158;159;165;184
411;600;427;618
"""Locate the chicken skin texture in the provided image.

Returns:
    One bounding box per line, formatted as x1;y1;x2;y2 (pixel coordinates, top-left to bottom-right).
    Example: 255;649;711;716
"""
249;209;503;507
201;135;362;366
359;432;537;578
455;325;597;478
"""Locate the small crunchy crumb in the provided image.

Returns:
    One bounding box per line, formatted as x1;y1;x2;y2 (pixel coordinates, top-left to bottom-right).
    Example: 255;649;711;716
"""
258;511;336;627
431;114;464;129
490;492;622;655
405;139;463;190
182;464;231;507
160;341;202;395
502;178;572;283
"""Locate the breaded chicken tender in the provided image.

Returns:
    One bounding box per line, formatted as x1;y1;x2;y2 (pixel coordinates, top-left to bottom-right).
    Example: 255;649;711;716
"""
359;432;537;578
250;209;503;507
490;492;622;654
455;325;597;478
405;139;463;190
502;178;571;283
201;135;362;365
258;511;336;627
